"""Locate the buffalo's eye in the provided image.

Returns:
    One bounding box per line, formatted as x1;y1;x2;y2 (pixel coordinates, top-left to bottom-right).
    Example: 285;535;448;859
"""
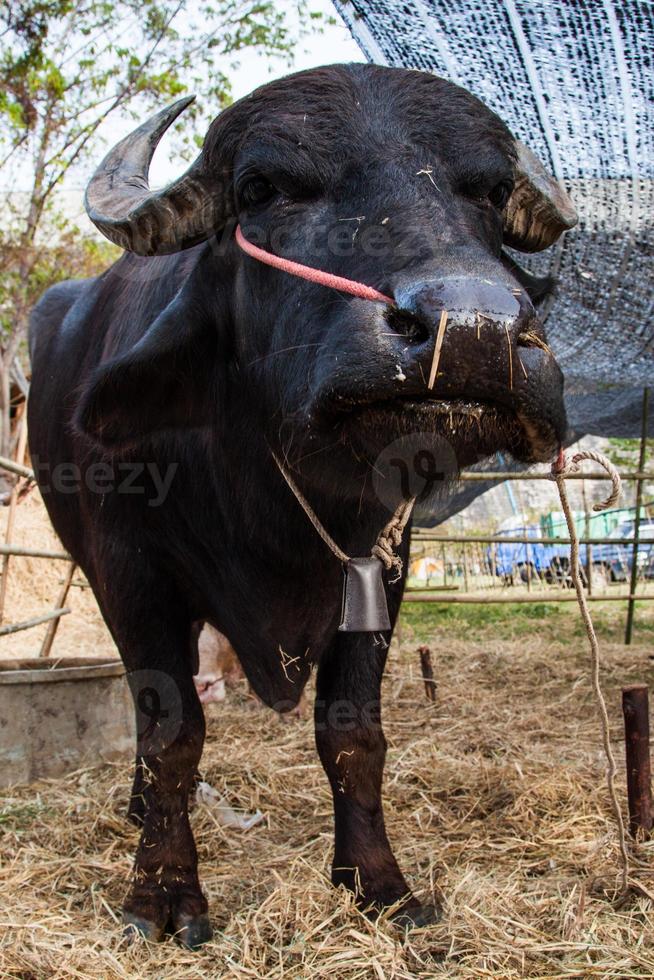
488;180;513;211
239;176;277;209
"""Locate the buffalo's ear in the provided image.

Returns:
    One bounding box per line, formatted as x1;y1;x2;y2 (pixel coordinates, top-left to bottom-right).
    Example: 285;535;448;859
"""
77;289;220;448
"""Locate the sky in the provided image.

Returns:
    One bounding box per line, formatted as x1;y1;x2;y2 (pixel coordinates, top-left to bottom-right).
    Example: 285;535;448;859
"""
148;2;364;186
225;5;363;97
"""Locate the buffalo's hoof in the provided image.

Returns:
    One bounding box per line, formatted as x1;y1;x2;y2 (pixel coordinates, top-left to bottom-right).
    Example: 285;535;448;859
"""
122;912;166;944
172;912;213;949
391;903;441;930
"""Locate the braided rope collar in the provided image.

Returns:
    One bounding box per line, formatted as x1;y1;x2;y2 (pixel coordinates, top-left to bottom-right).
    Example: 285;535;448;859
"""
272;452;415;583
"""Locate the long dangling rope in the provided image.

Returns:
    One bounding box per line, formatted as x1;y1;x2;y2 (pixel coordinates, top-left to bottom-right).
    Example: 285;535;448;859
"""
551;448;630;895
272;452;415;581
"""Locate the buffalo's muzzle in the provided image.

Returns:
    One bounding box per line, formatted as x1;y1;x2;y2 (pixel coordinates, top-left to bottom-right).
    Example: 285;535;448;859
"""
387;275;566;460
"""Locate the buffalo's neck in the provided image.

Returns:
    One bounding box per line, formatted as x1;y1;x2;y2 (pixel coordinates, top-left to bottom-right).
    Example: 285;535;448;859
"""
149;418;402;659
216;412;397;568
139;419;403;705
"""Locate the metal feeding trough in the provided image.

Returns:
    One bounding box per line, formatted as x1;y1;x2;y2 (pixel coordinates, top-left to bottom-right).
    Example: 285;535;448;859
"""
0;657;134;788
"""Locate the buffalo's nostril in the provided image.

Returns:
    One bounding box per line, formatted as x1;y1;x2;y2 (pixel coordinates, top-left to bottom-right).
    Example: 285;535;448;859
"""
394;276;525;338
384;305;430;345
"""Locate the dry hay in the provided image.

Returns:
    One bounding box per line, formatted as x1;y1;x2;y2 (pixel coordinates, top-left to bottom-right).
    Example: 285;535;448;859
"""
1;620;653;978
0;491;115;660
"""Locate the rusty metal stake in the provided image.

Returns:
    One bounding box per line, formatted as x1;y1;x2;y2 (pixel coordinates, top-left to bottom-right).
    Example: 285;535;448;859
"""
418;646;436;702
621;684;653;839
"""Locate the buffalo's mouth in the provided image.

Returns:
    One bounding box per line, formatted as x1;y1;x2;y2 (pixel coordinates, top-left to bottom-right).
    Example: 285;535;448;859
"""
335;393;561;466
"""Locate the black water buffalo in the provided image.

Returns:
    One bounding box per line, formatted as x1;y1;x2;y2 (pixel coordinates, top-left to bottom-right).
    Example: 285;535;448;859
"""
28;64;575;946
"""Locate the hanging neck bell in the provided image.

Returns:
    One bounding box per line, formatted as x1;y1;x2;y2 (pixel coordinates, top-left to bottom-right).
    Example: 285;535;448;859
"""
338;556;391;632
270;452;409;634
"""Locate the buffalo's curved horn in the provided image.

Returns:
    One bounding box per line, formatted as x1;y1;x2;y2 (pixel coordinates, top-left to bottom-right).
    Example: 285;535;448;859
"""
85;96;227;256
503;141;578;253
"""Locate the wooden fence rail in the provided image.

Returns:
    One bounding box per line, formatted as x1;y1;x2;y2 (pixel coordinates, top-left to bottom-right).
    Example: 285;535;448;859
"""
0;608;70;637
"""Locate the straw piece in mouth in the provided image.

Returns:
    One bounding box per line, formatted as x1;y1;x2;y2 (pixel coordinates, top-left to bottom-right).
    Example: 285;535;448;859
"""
427;310;449;390
504;322;513;390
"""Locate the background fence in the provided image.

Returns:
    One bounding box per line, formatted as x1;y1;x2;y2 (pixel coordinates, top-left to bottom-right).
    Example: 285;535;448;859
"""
405;389;652;645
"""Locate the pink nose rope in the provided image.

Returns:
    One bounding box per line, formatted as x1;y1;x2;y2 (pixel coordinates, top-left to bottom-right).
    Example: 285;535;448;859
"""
235;225;394;305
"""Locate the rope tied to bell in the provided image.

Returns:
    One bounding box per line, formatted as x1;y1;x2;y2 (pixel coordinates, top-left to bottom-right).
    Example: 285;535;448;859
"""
273;451;415;582
371;500;416;581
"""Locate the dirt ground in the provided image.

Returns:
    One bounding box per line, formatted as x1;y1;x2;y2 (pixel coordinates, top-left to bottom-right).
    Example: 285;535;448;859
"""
1;493;653;978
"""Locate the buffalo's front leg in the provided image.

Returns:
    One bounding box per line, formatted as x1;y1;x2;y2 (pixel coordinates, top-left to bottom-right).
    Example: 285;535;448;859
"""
315;632;438;925
122;654;209;948
99;568;211;948
126;623;203;827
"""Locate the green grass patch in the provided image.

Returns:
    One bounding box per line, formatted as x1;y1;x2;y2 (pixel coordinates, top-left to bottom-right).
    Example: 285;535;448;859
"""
399;597;654;645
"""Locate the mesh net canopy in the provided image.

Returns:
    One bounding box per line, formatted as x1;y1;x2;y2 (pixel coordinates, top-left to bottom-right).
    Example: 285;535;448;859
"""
333;0;653;440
